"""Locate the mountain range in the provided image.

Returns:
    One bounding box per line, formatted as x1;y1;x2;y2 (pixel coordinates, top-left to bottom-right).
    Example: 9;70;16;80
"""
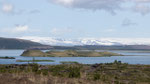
1;36;150;50
19;36;150;46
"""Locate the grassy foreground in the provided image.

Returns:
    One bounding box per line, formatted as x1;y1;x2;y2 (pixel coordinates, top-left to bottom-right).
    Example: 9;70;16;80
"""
0;61;150;84
21;50;123;57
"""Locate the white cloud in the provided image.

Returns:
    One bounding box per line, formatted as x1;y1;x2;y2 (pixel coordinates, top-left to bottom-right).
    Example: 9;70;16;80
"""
2;25;29;33
50;27;72;36
13;25;29;33
55;0;74;6
1;2;25;15
2;3;14;13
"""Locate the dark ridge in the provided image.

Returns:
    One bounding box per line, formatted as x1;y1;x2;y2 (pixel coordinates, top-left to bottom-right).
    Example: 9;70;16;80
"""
0;37;53;49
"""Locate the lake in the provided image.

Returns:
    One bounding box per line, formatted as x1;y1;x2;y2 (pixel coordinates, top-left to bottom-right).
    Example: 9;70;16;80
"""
0;50;150;65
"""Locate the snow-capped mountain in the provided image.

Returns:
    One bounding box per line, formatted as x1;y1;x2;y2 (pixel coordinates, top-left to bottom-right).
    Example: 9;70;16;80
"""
18;36;150;46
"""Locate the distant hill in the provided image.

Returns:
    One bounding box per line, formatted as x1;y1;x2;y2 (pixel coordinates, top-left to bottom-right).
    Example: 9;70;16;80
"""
53;45;150;50
0;37;52;49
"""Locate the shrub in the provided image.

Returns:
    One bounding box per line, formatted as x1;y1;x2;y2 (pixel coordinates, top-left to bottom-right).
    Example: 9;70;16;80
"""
42;70;48;76
114;60;122;65
50;65;66;77
93;72;100;80
32;63;39;72
68;67;81;78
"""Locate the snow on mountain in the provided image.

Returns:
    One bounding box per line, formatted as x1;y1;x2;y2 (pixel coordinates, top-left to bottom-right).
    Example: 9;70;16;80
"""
18;36;150;46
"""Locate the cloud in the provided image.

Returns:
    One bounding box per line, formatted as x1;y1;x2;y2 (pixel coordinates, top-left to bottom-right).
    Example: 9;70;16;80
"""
134;0;150;3
0;1;39;15
133;3;150;15
1;2;26;15
13;25;29;33
49;0;124;14
2;3;14;13
49;0;150;15
2;25;29;33
50;27;72;36
122;19;137;26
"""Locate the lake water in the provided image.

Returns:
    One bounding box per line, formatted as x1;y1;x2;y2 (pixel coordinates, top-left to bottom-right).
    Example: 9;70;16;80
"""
0;50;150;65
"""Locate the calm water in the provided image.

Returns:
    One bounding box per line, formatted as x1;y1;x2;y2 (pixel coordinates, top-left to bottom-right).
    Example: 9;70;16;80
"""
0;50;150;65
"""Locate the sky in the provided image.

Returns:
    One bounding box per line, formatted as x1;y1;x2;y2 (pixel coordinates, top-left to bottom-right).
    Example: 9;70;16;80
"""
0;0;150;39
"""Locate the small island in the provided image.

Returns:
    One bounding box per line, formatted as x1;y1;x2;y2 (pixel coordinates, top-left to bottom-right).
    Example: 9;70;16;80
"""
16;59;54;62
21;50;123;57
0;56;15;59
60;61;79;64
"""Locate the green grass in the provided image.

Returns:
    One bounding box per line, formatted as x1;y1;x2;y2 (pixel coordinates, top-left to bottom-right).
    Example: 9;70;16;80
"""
0;61;150;84
16;59;55;62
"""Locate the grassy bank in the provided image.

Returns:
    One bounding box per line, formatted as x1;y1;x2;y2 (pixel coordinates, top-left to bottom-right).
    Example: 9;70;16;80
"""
0;61;150;84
